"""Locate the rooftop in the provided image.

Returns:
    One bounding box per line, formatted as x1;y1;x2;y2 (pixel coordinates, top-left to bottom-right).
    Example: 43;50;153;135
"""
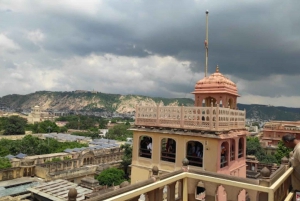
28;179;92;201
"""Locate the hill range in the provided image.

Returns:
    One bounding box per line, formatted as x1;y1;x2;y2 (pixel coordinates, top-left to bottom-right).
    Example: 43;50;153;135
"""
0;91;299;121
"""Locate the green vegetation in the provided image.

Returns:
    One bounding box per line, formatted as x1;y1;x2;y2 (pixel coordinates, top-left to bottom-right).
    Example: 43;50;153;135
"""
120;144;132;178
45;156;71;163
246;137;277;164
56;115;108;130
0;135;88;157
0;157;12;170
46;157;62;163
0;116;27;135
96;168;126;186
106;124;133;141
71;131;100;139
238;103;300;121
274;141;292;163
26;120;60;133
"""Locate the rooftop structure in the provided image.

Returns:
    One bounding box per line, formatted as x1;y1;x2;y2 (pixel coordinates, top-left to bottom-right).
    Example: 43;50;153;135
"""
261;121;300;148
28;179;92;201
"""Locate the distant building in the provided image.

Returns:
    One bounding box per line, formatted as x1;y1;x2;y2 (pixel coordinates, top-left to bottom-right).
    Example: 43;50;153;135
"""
0;140;123;183
27;106;57;124
261;121;300;147
56;121;68;127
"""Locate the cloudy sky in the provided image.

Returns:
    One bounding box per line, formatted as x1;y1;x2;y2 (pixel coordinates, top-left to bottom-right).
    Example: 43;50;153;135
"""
1;0;300;107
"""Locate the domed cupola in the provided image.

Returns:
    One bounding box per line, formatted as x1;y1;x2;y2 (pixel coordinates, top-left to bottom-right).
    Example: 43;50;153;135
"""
192;66;239;109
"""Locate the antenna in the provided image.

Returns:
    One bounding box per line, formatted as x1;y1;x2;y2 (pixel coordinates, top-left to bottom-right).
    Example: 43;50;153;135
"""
204;10;209;77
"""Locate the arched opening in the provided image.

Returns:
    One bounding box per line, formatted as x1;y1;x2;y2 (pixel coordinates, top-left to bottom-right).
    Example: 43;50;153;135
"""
204;97;217;107
161;138;176;163
228;98;233;109
202;99;205;107
186;141;203;167
195;181;206;200
220;142;229;168
238;189;250;201
28;168;32;177
230;139;235;161
216;185;227;201
238;138;244;158
139;136;152;159
23;168;27;177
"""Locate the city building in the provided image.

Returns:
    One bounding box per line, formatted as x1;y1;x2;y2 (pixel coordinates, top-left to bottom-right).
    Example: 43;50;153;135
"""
27;106;57;124
261;121;300;148
0;140;123;183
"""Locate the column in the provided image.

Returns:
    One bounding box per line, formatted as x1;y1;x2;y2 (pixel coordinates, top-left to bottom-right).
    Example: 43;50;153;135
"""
167;182;176;201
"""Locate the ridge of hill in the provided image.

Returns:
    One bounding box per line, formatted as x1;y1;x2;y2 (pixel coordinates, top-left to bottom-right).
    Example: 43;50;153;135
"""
0;91;299;121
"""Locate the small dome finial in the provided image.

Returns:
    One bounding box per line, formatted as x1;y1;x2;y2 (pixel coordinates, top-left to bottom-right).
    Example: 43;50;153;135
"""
216;65;219;73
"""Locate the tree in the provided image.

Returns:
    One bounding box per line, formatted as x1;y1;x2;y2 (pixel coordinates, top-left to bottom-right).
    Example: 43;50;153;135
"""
0;157;11;170
0;135;88;156
120;144;132;178
36;120;60;133
246;137;277;164
4;116;27;135
106;124;132;141
60;126;68;133
96;168;126;186
274;141;292;163
99;119;108;129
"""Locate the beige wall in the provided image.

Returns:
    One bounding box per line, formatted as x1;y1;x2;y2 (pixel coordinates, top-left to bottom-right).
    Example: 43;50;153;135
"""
131;130;246;181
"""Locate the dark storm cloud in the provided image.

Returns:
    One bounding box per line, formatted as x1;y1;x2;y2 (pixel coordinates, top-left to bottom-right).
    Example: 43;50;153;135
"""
1;0;300;104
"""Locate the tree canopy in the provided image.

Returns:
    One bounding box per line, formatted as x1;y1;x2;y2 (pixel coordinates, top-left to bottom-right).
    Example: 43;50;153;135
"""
26;120;60;134
56;115;108;130
96;168;126;186
106;124;132;141
274;141;292;163
120;143;132;178
0;157;12;170
0;135;88;157
2;116;27;135
246;137;277;164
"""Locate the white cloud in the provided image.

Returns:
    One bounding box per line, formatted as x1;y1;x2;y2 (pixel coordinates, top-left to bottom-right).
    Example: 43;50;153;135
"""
26;29;45;45
0;34;20;53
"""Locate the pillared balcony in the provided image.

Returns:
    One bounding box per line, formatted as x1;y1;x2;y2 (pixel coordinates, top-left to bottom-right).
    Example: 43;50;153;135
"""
135;104;246;132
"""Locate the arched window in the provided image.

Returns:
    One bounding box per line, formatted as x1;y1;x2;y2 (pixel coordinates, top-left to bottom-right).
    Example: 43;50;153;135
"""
230;139;235;161
161;138;176;163
219;100;223;107
220;142;229;168
186;141;203;167
195;182;206;200
238;138;244;158
228;98;233;108
139;136;152;159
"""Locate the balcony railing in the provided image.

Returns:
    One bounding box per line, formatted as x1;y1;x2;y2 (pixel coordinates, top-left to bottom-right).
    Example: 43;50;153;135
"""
135;105;246;132
85;166;294;201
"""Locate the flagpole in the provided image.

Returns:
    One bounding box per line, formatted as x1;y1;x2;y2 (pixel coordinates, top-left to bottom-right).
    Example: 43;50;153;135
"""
205;10;209;77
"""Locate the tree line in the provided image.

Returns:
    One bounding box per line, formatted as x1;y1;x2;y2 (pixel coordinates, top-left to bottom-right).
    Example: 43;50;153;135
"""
0;115;110;135
0;135;87;157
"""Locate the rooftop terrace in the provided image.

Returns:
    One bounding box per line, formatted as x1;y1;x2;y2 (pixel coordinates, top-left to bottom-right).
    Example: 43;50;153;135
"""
135;105;246;132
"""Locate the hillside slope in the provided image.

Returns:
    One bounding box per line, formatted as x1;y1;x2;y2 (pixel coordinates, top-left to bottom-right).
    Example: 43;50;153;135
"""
0;91;299;121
